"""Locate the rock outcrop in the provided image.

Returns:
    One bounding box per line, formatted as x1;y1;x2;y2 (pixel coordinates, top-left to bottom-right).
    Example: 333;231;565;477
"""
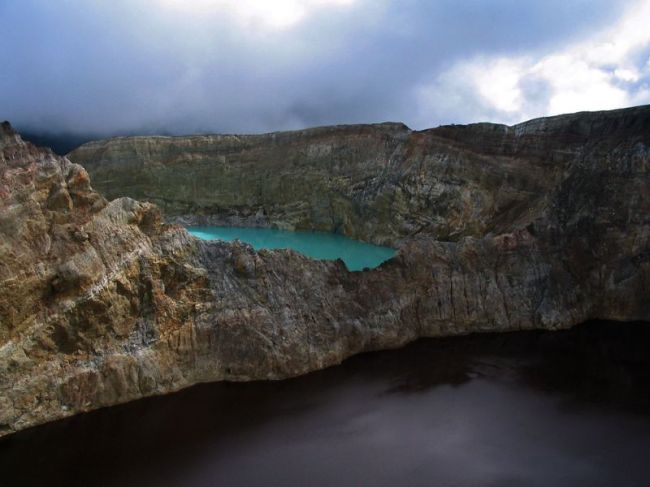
69;107;650;248
1;106;649;437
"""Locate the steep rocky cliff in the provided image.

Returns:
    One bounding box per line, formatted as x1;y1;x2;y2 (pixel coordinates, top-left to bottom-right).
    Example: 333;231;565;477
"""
1;106;648;437
69;107;650;247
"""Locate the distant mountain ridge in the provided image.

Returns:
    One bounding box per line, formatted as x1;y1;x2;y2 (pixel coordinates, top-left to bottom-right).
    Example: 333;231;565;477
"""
18;131;98;155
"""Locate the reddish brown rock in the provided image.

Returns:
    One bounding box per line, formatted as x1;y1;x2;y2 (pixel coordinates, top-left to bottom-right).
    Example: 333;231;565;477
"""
0;106;648;437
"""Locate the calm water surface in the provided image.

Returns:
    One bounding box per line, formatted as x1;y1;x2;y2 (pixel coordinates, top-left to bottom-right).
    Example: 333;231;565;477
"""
187;226;396;271
1;321;649;487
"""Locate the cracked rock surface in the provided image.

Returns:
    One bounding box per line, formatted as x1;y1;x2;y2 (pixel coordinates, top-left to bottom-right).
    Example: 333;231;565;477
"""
1;106;648;437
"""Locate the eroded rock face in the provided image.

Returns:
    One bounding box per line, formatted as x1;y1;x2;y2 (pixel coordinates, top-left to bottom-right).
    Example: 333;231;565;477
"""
1;106;649;437
68;107;650;248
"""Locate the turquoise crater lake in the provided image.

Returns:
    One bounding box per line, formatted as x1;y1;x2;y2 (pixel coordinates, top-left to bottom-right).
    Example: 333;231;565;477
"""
187;226;396;271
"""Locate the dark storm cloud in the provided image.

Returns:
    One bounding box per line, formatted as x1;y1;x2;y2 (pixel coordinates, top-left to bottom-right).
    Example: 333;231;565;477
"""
0;0;643;137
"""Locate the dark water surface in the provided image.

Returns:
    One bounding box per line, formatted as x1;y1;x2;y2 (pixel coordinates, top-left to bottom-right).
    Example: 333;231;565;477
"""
1;321;649;487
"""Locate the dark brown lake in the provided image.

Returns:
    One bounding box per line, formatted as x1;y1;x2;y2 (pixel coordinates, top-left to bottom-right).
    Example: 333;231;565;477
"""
1;321;649;487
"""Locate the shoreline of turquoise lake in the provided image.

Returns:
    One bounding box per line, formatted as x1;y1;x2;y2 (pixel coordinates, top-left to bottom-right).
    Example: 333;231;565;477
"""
187;226;396;271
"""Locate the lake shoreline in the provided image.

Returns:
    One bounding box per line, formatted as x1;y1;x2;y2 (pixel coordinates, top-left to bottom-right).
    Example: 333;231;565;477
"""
2;320;649;487
187;225;396;271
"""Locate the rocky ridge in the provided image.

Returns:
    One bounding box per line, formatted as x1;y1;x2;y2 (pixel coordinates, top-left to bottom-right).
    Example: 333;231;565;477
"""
1;106;648;436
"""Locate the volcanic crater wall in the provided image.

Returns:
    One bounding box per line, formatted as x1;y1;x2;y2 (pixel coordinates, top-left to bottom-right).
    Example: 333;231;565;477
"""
0;106;648;437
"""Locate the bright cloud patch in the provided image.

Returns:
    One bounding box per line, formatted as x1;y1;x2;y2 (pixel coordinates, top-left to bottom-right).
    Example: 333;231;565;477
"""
1;0;644;135
417;0;650;125
158;0;357;29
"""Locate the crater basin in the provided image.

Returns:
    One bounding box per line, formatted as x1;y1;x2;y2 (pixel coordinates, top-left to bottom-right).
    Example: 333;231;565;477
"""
187;226;396;271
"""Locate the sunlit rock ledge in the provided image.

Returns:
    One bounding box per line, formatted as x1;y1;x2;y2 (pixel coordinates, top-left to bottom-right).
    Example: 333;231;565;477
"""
1;106;648;437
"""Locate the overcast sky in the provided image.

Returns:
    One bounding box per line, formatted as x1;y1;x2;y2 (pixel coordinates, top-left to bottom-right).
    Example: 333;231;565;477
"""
1;0;650;136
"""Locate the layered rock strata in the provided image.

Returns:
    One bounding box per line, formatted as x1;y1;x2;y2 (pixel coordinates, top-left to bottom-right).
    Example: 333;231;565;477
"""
0;106;648;437
69;107;650;248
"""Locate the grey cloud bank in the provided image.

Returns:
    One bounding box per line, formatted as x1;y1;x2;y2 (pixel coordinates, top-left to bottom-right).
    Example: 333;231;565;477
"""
1;0;648;139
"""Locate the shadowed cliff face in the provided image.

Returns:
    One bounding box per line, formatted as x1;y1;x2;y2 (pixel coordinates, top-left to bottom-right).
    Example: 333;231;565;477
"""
68;106;650;247
1;106;649;437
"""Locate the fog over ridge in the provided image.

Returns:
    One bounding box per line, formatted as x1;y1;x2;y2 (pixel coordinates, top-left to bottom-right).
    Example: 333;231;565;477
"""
1;0;649;139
